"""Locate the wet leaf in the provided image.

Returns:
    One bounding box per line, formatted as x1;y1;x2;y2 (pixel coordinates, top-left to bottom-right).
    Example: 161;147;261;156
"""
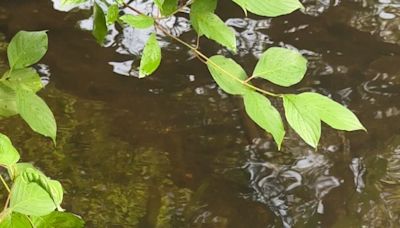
139;33;161;78
0;133;20;167
253;47;307;87
232;0;303;17
243;91;285;149
120;14;154;29
283;94;321;148
207;55;251;95
7;31;48;70
31;211;84;228
16;87;57;143
92;3;107;44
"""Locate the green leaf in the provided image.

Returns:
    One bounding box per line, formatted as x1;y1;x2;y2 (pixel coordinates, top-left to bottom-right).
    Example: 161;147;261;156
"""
207;55;251;95
7;31;48;70
92;3;107;44
294;92;366;131
190;0;236;51
283;94;321;148
32;212;84;228
0;82;17;118
16;87;57;143
10;177;56;216
243;91;285;149
139;33;161;78
119;14;154;29
232;0;303;17
106;4;119;25
154;0;179;16
0;133;20;167
253;47;308;87
61;0;87;5
8;163;36;181
0;212;31;228
7;68;43;93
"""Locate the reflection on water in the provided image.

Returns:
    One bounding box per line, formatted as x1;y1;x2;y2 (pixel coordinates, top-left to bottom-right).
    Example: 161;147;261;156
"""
1;0;400;227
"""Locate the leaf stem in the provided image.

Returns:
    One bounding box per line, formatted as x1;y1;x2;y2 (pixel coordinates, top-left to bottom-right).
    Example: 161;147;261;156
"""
0;175;10;193
122;1;282;98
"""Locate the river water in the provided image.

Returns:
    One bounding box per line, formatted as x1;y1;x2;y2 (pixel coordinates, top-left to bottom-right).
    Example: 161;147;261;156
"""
0;0;400;227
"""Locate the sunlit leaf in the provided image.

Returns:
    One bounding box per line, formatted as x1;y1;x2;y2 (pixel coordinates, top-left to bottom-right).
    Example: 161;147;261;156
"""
7;31;48;70
120;14;154;29
92;3;107;44
0;212;31;228
32;211;84;228
294;92;366;131
207;55;251;95
283;94;321;148
232;0;303;17
243;91;285;149
154;0;179;16
0;133;20;168
16;87;57;143
253;47;307;87
61;0;87;5
10;177;56;216
7;67;43;93
139;33;161;78
0;82;17;118
106;4;119;25
191;0;236;51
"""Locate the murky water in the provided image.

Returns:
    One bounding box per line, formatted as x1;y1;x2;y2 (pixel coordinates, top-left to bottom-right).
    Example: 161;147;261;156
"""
1;0;400;227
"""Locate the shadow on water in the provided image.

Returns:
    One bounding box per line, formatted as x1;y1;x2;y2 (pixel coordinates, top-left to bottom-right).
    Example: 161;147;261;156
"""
1;0;400;227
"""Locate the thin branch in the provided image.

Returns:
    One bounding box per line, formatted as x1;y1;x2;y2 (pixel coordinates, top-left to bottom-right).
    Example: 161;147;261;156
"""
0;175;10;193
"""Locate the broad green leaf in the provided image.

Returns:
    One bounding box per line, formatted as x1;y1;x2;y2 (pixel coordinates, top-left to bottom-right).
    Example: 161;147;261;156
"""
61;0;87;5
10;177;56;216
106;4;119;25
190;0;236;51
32;212;84;228
139;33;161;78
120;14;154;29
92;3;107;44
7;31;48;70
0;212;31;228
232;0;303;17
7;68;43;93
154;0;179;16
243;91;285;149
0;133;20;167
190;12;236;52
0;82;17;117
8;163;37;181
207;55;251;95
283;94;321;148
21;168;64;210
16;88;57;143
253;47;307;87
294;92;366;131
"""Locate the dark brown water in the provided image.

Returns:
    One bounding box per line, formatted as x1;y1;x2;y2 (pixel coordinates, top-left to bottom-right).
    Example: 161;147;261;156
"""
1;0;400;227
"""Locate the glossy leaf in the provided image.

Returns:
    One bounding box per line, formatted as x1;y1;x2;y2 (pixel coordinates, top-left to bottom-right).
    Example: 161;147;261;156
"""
253;47;307;87
106;4;119;25
191;0;236;51
0;212;31;228
10;177;56;216
0;82;17;117
154;0;179;16
92;3;107;44
16;87;57;143
283;94;321;148
7;67;43;93
7;31;48;70
139;33;161;78
207;55;251;95
232;0;303;17
32;212;84;228
243;91;285;149
0;133;20;167
120;14;154;29
294;92;366;131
